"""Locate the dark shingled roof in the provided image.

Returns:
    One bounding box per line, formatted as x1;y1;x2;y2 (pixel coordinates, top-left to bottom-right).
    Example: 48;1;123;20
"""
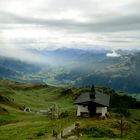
74;91;110;106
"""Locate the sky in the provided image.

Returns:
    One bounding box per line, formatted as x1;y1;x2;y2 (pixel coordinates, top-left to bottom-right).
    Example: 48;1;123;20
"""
0;0;140;60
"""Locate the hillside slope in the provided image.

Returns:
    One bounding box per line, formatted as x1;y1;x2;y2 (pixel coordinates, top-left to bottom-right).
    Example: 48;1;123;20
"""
75;53;140;93
0;80;139;140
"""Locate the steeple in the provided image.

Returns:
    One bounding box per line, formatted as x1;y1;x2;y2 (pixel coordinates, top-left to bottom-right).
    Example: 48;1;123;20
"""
90;84;95;99
91;84;95;93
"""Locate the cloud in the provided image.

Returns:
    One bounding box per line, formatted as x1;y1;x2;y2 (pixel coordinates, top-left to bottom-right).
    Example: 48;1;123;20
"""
0;36;54;64
1;11;140;33
0;46;47;64
106;50;121;57
0;0;140;59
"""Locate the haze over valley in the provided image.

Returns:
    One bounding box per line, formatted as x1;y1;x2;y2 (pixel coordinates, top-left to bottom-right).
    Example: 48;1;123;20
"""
0;47;140;93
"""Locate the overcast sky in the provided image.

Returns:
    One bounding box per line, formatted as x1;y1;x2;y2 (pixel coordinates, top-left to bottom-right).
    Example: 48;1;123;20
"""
0;0;140;59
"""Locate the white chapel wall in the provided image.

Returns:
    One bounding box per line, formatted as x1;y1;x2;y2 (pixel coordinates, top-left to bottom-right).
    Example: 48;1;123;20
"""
96;107;107;116
77;105;89;116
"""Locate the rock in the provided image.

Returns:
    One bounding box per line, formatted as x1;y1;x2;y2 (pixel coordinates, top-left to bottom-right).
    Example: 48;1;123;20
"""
67;136;78;140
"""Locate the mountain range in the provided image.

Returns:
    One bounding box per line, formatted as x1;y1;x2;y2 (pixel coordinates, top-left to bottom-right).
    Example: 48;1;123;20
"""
0;48;140;93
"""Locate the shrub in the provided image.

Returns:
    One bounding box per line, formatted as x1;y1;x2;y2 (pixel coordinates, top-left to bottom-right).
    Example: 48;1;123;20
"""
75;127;117;138
133;133;140;140
36;132;45;137
59;111;69;118
113;108;130;117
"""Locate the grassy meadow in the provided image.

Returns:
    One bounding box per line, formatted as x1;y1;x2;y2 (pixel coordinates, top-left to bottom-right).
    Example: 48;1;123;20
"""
0;80;140;140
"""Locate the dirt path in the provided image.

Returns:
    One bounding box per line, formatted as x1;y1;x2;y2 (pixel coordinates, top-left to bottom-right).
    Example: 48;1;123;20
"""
48;124;75;140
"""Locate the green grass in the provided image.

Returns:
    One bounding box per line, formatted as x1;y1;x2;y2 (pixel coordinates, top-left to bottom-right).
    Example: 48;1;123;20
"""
0;104;77;140
68;116;140;140
77;137;129;140
0;113;77;140
0;80;140;140
0;80;75;111
0;80;78;139
129;109;140;120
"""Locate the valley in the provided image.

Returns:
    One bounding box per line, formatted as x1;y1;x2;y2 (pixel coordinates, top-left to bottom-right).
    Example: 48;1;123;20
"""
0;48;140;93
